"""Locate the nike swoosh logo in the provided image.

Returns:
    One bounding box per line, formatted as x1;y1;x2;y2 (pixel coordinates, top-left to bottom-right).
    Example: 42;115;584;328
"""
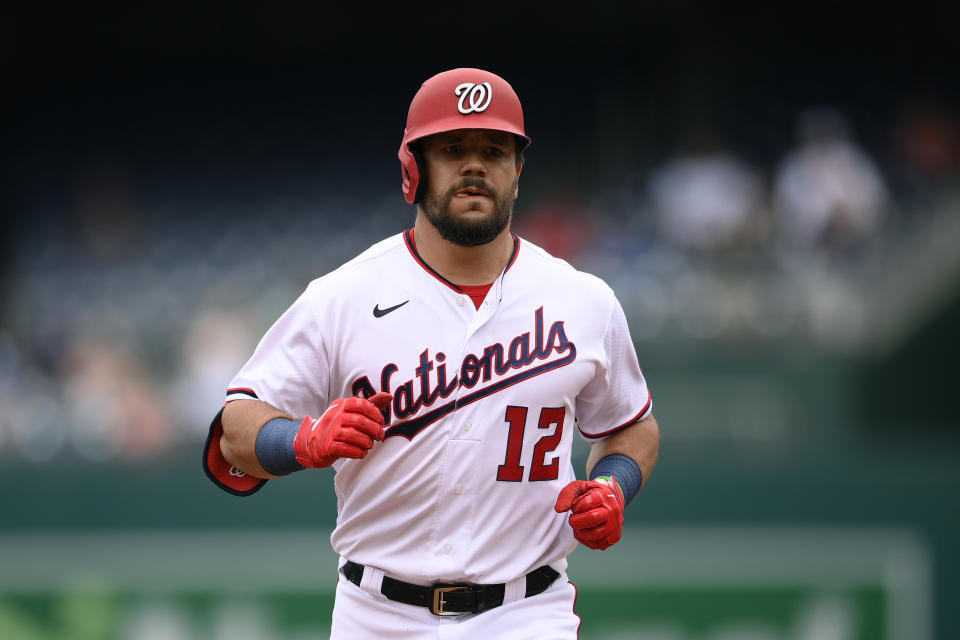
373;300;409;318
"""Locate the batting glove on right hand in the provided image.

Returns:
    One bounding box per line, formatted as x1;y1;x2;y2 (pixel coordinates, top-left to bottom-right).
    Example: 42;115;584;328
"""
292;392;392;468
554;478;625;550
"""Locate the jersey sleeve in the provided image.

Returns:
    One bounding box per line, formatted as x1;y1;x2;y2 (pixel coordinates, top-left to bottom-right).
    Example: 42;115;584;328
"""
225;284;331;418
575;294;652;439
201;285;330;497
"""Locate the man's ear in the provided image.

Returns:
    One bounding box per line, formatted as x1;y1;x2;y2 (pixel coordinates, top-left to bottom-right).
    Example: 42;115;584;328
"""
514;163;523;199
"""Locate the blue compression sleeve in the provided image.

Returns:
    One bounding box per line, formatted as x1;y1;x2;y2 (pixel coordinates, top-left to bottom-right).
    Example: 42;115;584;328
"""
589;454;643;504
255;418;305;476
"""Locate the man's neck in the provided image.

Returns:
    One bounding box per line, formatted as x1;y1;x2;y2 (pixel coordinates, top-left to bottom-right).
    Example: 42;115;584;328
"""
412;214;514;286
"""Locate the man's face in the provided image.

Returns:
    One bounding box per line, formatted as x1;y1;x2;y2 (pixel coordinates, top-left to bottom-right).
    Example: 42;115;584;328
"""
419;129;522;247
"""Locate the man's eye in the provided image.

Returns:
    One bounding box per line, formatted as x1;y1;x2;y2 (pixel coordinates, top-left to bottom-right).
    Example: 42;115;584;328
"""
443;145;460;153
487;147;504;156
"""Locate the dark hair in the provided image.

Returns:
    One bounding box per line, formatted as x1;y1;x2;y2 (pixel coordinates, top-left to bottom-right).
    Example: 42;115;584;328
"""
513;135;528;166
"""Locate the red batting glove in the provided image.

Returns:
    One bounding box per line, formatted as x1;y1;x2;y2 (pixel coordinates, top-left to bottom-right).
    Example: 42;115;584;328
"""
554;478;625;550
292;392;393;468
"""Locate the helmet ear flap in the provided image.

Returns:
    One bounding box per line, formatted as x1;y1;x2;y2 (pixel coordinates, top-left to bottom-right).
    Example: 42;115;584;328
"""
398;142;421;205
411;146;427;205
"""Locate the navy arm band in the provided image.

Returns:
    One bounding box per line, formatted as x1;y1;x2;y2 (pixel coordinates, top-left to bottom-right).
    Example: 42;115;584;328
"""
254;417;305;476
589;454;643;504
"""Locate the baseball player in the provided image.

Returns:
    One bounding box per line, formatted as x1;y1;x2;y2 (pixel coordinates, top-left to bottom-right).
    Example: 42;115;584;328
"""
202;67;660;639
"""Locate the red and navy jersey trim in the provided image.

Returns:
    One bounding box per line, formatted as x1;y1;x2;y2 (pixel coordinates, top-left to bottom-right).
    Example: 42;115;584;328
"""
402;228;521;293
226;387;258;399
404;229;463;292
504;233;521;272
578;393;653;440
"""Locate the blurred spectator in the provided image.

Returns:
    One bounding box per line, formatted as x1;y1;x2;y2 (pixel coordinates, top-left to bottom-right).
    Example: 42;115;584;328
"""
647;129;766;258
169;308;257;439
512;194;599;263
59;336;172;462
893;101;960;207
772;107;890;253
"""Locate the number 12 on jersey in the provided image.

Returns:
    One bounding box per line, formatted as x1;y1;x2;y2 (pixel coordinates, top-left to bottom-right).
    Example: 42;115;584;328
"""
497;405;565;482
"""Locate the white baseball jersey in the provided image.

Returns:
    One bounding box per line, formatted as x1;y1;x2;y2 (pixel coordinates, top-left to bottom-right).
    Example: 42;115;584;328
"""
217;229;651;585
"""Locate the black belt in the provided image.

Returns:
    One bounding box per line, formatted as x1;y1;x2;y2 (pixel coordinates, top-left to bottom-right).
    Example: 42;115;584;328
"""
341;561;560;616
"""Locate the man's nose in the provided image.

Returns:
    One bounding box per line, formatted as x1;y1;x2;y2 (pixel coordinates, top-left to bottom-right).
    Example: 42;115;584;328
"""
460;150;487;176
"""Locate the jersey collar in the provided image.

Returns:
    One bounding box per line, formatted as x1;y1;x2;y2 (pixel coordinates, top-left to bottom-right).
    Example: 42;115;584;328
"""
403;228;520;294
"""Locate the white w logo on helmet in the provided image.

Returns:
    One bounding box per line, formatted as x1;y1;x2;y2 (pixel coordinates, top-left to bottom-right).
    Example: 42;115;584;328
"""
455;82;493;114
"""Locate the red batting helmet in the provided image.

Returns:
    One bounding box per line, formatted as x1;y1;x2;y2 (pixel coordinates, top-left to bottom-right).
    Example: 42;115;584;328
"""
399;68;531;204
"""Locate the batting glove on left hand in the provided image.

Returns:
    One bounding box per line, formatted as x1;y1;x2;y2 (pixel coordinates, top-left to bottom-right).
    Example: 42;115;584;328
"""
554;478;625;550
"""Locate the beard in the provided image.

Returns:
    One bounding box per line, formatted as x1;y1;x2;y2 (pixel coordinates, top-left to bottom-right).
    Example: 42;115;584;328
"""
421;176;517;247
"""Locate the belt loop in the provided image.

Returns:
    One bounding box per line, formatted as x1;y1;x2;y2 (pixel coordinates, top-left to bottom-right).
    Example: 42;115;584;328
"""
502;574;527;606
359;565;387;600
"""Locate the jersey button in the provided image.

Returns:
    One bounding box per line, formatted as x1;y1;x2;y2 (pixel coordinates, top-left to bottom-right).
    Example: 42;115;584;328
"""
443;544;453;554
463;422;472;432
456;297;466;307
453;485;463;495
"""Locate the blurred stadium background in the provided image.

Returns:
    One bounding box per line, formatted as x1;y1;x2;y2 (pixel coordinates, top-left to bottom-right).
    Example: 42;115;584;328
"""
3;3;958;639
